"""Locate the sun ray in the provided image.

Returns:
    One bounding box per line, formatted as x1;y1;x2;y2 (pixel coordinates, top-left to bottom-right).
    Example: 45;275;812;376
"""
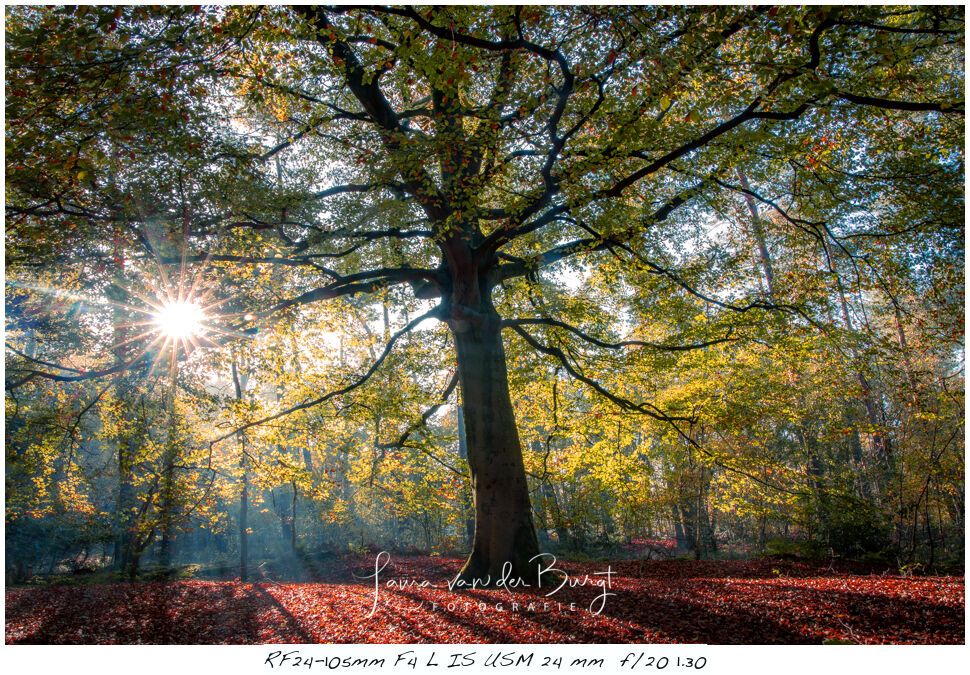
11;226;259;381
184;256;214;306
7;280;156;316
103;328;163;354
141;333;172;379
203;325;259;341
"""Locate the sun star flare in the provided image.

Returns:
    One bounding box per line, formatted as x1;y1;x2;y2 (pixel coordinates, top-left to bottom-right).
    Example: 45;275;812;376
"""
152;300;207;341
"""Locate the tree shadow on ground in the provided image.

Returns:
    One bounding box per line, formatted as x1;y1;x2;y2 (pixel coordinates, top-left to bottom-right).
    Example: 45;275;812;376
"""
6;581;313;644
5;560;963;644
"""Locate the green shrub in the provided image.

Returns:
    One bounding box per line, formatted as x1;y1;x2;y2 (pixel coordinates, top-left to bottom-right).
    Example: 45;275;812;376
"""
348;541;370;557
816;495;891;558
765;538;825;559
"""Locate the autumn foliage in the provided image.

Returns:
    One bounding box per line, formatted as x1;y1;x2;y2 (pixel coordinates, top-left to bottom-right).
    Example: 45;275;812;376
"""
4;4;965;647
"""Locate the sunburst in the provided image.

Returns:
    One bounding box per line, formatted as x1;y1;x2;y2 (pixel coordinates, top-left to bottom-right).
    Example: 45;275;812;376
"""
9;270;257;384
124;278;251;376
7;220;263;383
152;300;207;340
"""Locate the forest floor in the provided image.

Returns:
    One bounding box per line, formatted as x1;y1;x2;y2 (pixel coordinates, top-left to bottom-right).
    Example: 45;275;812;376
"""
5;556;964;644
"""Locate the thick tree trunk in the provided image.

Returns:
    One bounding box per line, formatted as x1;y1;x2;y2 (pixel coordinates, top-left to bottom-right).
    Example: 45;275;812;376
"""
158;437;176;568
680;504;697;552
695;467;715;558
450;305;540;585
109;285;137;572
128;526;154;581
116;436;136;571
456;405;475;546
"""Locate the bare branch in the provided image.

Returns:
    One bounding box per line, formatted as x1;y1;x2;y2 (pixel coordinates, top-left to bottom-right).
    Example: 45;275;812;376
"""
5;349;147;390
5;342;89;374
262;266;440;316
313;183;386;199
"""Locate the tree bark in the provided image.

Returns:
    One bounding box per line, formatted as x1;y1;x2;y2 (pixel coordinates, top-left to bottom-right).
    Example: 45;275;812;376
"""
671;506;687;550
158;372;178;569
456;405;475;546
116;435;136;571
822;236;891;464
232;360;249;581
450;302;540;585
108;282;137;571
291;482;298;553
736;168;776;299
240;467;249;581
680;504;698;553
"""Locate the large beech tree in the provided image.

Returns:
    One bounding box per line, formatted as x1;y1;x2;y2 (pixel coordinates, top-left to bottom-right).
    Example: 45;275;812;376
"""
6;6;963;582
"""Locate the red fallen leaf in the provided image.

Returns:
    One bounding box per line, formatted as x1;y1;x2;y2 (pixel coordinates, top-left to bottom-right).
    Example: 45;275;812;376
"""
4;558;964;645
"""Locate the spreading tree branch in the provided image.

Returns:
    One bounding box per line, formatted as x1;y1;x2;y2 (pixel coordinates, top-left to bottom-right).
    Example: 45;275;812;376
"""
210;306;441;445
508;323;694;427
504;318;737;352
374;372;464;477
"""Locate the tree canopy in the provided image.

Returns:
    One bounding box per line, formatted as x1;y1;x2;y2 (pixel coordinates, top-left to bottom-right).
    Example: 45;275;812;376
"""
5;5;964;584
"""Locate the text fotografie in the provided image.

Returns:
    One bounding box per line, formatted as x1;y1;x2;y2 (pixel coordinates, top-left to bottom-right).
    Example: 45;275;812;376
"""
359;552;616;617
